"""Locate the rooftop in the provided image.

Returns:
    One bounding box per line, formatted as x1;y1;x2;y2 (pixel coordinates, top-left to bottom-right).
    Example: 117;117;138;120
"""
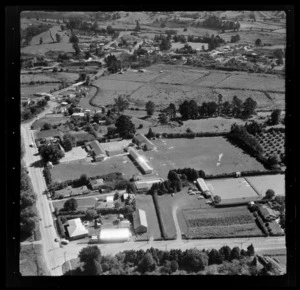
66;218;88;238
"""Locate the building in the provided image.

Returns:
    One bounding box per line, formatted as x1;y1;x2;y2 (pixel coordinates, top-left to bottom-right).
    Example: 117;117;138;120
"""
135;178;164;193
132;133;156;151
72;112;85;118
119;220;131;228
99;228;131;243
196;178;211;195
89;178;104;190
106;196;114;203
86;140;106;162
258;205;278;222
128;147;153;174
65;218;89;241
133;209;148;234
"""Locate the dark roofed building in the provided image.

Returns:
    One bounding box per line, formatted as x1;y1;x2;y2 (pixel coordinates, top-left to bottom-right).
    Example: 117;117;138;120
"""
86;140;106;161
132;133;156;151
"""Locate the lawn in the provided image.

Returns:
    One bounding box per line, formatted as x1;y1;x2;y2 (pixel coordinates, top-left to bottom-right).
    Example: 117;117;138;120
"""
31;114;69;130
182;206;264;239
20;244;50;276
206;177;261;202
21;84;60;98
135;194;161;240
144;137;266;179
51;155;140;183
245;174;285;197
52;196;98;210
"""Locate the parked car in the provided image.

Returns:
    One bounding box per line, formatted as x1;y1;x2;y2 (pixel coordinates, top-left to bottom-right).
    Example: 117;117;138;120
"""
61;239;69;245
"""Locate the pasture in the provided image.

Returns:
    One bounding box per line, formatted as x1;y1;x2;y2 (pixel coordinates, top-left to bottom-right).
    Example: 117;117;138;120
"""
21;84;60;98
135;194;161;240
206;177;261;204
51;155;139;183
245;174;285;197
182;206;264;239
144;137;266;178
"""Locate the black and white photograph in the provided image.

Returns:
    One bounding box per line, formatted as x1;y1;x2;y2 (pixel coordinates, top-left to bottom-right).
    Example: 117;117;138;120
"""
5;6;296;285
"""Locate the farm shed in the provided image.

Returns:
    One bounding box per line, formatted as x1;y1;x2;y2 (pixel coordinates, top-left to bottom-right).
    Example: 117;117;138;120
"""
65;218;89;241
133;209;148;234
89;178;104;190
128;147;153;174
135;178;164;193
99;228;131;243
258;205;278;222
86;140;106;162
132;133;156;151
196;178;211;195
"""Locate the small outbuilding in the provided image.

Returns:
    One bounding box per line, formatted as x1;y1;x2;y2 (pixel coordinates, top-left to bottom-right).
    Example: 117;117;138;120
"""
133;209;148;234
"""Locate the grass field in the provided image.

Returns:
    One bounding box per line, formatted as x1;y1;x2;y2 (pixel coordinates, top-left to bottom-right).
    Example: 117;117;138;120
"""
135;194;161;240
51;155;139;183
31;114;69;130
245;174;285;197
182;206;263;239
20;244;50;276
144;137;266;178
21;84;60;98
206;177;261;204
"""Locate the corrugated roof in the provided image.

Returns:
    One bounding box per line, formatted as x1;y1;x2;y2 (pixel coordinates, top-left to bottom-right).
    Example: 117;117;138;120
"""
67;218;88;238
89;140;106;157
133;209;148;228
133;134;155;148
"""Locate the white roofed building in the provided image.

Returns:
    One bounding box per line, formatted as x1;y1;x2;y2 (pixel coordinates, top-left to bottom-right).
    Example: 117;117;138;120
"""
133;209;148;234
66;218;89;240
99;228;131;243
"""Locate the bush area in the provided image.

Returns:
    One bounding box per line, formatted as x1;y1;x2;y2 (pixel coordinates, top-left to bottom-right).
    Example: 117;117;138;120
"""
21;98;49;122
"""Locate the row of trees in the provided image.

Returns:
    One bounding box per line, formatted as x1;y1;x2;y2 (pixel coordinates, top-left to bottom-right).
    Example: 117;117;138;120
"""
21;97;49;121
179;96;257;120
202;15;241;32
66;243;271;275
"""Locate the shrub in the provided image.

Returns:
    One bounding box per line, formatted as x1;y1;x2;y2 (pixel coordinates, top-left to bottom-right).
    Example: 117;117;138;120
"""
56;216;66;238
43;167;52;186
152;191;168;239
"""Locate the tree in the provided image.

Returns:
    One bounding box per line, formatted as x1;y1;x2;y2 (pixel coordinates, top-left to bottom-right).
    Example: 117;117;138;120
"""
73;42;80;55
146;128;155;139
21;190;37;210
138;253;157;273
270;109;281;125
265;189;275;200
255;38;262;46
85;209;97;221
230;247;241;261
208;249;223;265
106;25;114;34
214;195;221;204
242;97;257;118
232;96;243;117
135;20;141;32
114;95;129;114
39;144;65;163
79;174;88;186
42;122;52;130
247;244;255;256
145;101;155;116
170;260;179;272
56;33;61;43
20;206;38;236
115;115;136;139
62;138;72;152
69;32;79;44
168;103;176;119
39;37;43;44
267;154;280;169
159;38;171;51
219;245;231;261
63;198;78;211
158;113;169;125
221;101;232;115
79;246;102;275
181;248;208;272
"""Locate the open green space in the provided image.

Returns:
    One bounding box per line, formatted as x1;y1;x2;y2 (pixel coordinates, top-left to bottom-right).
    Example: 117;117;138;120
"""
144;137;266;179
31;114;69;130
21;84;59;98
51;155;139;183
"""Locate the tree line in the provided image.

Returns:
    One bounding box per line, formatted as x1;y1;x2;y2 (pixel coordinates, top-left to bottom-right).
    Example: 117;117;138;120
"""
21;96;49;121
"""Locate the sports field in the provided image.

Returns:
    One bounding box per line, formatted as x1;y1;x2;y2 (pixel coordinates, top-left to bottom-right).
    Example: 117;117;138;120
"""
144;137;266;178
206;177;261;204
245;174;285;196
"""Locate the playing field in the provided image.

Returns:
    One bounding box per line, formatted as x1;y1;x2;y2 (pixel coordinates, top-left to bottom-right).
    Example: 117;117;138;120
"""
144;137;266;178
245;174;285;196
51;155;140;183
206;177;261;203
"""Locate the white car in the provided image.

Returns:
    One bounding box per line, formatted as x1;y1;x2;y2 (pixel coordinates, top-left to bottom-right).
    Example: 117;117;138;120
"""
61;239;69;245
198;196;204;199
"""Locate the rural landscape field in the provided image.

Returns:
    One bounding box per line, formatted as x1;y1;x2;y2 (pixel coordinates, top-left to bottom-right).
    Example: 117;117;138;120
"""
18;9;287;278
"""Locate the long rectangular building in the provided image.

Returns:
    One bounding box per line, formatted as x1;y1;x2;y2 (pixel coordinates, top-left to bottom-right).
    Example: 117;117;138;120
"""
128;147;153;174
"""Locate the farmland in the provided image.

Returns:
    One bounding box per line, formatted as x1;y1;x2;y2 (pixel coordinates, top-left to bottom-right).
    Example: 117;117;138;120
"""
21;84;60;98
245;174;285;197
206;178;261;204
51;155;140;183
182;206;264;239
144;137;266;178
135;194;161;240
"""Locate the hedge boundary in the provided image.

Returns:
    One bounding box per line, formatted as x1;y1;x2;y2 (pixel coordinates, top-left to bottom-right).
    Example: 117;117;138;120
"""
56;216;66;238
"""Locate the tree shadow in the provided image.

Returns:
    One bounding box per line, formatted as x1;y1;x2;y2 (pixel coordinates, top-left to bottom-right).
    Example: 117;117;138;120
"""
30;159;44;168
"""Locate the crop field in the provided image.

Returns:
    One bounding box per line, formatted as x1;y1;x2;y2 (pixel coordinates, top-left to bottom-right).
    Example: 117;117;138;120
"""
156;71;207;85
206;178;261;202
254;129;285;163
245;174;285;197
216;74;285;92
135;194;161;240
193;72;230;87
21;84;60;98
51;155;139;183
182;206;264;239
104;71;159;83
31;114;69;130
144;137;266;178
21;73;59;84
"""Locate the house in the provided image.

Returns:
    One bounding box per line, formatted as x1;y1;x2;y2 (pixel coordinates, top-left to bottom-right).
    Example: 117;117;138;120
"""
133;209;148;234
128;147;153;174
65;218;89;241
89;178;104;190
132;133;156;151
99;228;131;243
86;140;106;162
258;205;278;222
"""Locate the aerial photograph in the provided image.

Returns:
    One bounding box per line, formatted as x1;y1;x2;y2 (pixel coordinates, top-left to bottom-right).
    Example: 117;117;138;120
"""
19;10;287;277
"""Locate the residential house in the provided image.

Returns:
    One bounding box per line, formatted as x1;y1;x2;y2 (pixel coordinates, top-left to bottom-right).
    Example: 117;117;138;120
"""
65;218;89;241
258;205;278;222
132;133;156;151
89;178;104;191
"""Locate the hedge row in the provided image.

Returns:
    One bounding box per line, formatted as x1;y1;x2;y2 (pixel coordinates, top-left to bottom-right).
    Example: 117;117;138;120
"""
43;167;52;185
159;132;228;139
56;216;66;238
59;210;87;216
152;191;168;240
